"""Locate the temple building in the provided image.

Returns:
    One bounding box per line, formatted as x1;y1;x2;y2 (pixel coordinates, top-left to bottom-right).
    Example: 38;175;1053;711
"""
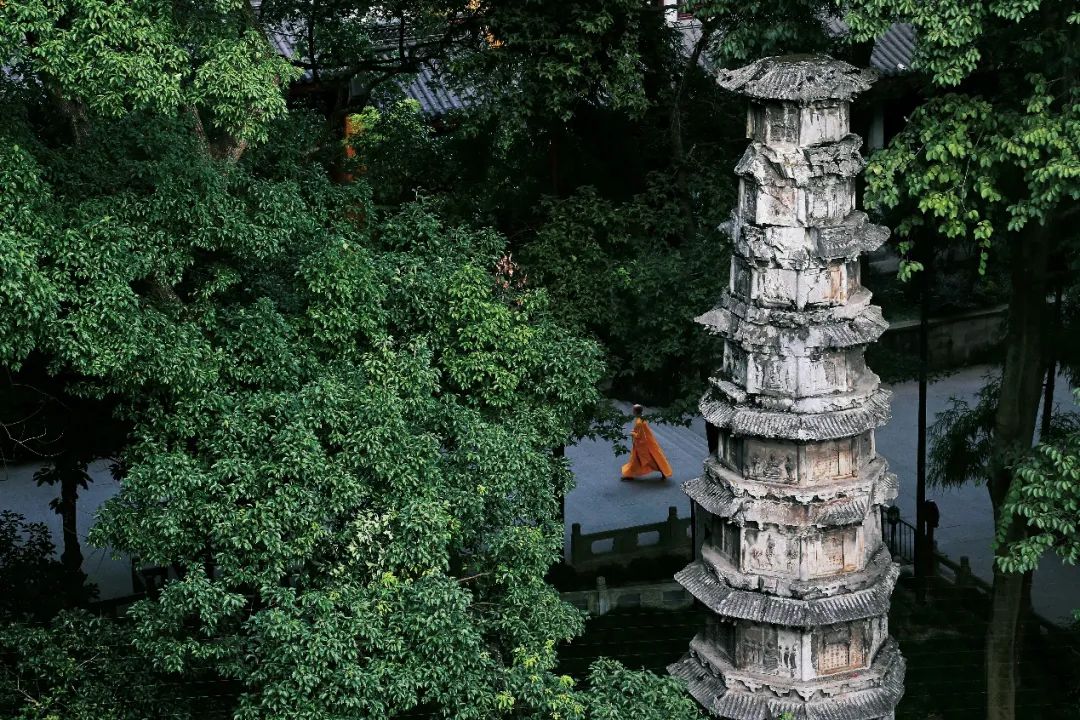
669;56;905;720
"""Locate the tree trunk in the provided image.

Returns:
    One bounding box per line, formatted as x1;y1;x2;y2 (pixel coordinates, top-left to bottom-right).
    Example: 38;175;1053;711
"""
547;126;561;196
59;470;83;575
1014;568;1034;687
987;561;1024;720
668;18;719;241
1039;283;1062;439
986;224;1051;720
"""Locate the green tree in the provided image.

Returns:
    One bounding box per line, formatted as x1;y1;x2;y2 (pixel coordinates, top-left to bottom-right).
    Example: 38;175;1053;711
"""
0;612;197;720
844;2;1080;718
0;1;700;717
0;511;91;621
997;392;1080;582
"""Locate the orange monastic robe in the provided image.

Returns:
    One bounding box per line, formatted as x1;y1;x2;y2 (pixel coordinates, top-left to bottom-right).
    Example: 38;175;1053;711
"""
621;417;673;479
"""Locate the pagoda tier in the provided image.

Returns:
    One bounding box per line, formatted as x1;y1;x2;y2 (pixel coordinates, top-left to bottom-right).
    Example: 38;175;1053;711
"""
670;55;904;720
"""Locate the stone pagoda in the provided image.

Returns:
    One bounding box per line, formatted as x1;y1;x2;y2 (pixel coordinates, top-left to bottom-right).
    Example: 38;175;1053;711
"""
668;56;905;720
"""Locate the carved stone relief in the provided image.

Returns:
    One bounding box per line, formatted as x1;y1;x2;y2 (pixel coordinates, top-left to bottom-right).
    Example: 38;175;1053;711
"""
744;439;798;484
806;438;857;483
812;527;859;577
815;621;870;676
736;622;780;671
799;102;848;146
745;526;798;575
799;178;855;225
752;354;794;395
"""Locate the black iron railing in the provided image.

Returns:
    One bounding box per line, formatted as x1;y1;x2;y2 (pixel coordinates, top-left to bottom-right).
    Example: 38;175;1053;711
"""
880;505;917;564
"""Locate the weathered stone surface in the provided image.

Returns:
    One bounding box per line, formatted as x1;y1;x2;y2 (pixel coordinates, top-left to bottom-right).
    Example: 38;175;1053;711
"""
686;464;897;522
669;640;904;720
701;285;879;334
725;212;889;269
717;55;878;104
675;560;899;626
698;304;888;353
739;175;856;227
697;541;897;602
697;457;898;507
728;255;861;310
747;100;851;147
736;136;866;187
675;55;901;719
685;619;892;686
699;386;891;442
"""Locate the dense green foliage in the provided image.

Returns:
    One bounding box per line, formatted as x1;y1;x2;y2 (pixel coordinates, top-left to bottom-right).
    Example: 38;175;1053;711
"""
847;0;1080;277
0;1;723;717
846;0;1080;565
21;0;1080;717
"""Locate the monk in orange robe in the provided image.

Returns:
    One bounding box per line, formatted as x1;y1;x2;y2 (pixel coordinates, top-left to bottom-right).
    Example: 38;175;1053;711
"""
621;404;673;481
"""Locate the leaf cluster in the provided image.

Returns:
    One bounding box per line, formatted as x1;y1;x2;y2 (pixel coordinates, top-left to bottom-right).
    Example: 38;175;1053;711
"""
847;0;1080;275
997;392;1080;584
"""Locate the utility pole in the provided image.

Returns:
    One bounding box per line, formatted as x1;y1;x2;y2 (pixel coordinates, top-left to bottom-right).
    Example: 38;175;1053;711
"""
915;242;932;603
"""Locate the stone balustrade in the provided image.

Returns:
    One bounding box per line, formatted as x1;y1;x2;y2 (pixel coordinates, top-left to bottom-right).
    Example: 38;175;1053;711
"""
569;506;691;570
561;577;695;616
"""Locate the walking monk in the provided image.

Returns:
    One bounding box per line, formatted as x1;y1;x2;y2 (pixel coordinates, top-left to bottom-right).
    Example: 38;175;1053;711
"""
621;404;673;481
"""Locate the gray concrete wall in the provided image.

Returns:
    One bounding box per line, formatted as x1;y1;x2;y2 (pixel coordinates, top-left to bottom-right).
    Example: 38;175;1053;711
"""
880;305;1007;369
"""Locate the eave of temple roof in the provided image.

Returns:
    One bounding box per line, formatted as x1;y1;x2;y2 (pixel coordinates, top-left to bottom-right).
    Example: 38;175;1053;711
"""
675;559;899;626
716;55;878;104
735;135;866;187
726;212;890;269
699;387;891;442
815;213;890;261
698;287;881;335
670;640;905;720
691;456;895;506
685;465;896;527
699;544;897;601
697;303;888;353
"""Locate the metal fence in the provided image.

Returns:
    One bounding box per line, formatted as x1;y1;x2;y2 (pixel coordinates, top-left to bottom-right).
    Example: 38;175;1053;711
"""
880;505;917;564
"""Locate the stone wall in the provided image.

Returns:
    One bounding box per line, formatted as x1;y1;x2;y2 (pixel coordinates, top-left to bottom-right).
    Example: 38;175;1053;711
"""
561;578;694;616
880;304;1007;370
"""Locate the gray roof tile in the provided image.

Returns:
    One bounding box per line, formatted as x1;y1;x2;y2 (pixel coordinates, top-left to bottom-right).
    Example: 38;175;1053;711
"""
717;56;877;103
675;559;899;625
870;23;916;76
699;387;891;441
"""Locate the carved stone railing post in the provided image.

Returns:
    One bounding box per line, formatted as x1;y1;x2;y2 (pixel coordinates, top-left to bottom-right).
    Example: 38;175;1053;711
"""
669;56;905;720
